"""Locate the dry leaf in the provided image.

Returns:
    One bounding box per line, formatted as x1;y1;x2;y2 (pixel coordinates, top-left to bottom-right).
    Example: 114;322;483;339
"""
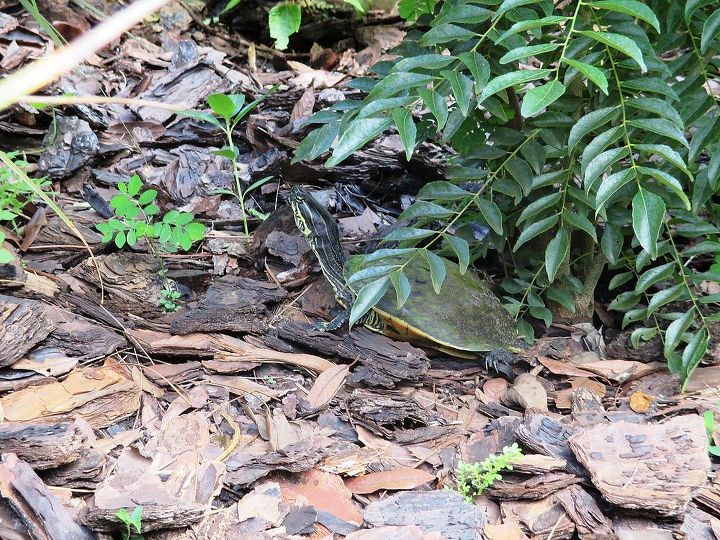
483;521;530;540
344;467;435;494
537;356;595;377
306;364;349;409
629;390;654;413
482;378;508;403
502;373;548;411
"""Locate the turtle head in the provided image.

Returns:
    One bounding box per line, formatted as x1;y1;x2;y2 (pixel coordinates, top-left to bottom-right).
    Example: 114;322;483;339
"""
289;186;338;244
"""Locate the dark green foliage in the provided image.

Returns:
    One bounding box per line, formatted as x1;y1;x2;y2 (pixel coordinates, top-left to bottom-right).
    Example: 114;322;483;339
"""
295;0;720;390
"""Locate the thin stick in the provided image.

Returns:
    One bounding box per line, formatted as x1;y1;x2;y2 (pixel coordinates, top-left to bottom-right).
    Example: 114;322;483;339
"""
0;0;172;111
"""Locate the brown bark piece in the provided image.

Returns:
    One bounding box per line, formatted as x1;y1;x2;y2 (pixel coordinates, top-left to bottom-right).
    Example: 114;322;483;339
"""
555;485;615;539
277;321;429;388
0;419;94;470
43;308;126;359
0;364;141;428
41;449;107;489
0;294;55;368
484;472;581;500
568;416;711;516
0;453;95;540
348;388;443;429
170;276;286;335
501;497;575;539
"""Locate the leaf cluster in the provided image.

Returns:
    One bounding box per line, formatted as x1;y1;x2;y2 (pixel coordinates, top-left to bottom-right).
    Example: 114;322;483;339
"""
159;283;182;312
295;0;720;389
0;153;52;264
116;506;143;540
455;443;523;502
96;175;205;252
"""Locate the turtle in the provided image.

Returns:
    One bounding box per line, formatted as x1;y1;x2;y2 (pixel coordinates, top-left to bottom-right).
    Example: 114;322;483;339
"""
289;186;518;358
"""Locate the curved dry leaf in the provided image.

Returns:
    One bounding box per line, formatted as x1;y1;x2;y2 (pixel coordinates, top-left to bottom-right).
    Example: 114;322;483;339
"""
307;364;349;409
344;467;435;494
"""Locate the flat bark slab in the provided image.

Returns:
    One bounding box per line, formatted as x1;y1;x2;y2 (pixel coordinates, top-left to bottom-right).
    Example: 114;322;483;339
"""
43;308;126;359
170;276;286;335
0;453;95;540
348;388;444;429
0;294;55;368
569;415;710;516
41;449;107;489
0;419;94;470
362;491;485;540
515;413;584;476
276;321;429;388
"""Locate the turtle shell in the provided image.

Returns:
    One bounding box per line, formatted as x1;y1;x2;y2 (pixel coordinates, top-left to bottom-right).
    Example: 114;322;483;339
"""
346;255;517;353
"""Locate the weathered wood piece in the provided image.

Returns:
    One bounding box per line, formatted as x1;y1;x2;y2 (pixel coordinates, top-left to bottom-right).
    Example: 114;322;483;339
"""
170;276;286;335
485;472;581;500
0;295;55;368
276;321;429;388
362;491;485;540
42;449;107;489
44;308;126;359
0;419;94;470
555;485;615;539
0;454;95;540
568;416;711;517
348;389;443;429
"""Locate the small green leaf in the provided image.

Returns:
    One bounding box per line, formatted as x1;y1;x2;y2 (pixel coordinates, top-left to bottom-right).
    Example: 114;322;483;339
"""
417;181;471;200
392;108;417;161
349;277;390;328
545;227;569;283
636;166;690;210
186;222;206;241
579;31;647;72
384;227;435;241
568;106;619;149
562;58;608;94
635;262;675;293
595;168;636;213
513;214;559;252
609;271;634;290
545;287;575;312
630;327;659;348
347;265;398;285
626;98;684;130
591;0;661;32
601;223;624;264
207;93;235;121
292;122;340;163
444;234;469;274
478;69;552;104
634;144;692;180
400;200;454;220
418;88;449;131
646;284;684;316
368;72;436;100
495;16;569;43
441;70;473;117
680;328;709;388
584;147;629;192
458;52;491;91
700;10;720;53
163;209;180;224
628;118;689;148
632;188;666;258
563;210;597;241
392;54;456;73
326;118;392;167
517;192;562;225
422;249;447;294
432;2;492;26
475;198;503;234
419;23;476;47
389;271;411;309
609;290;641;311
127;175;143;197
622;308;648;328
664;310;694;362
521;80;566;117
500;43;562;65
115;230;126;249
138;189;157;206
177;110;223;129
268;2;301;50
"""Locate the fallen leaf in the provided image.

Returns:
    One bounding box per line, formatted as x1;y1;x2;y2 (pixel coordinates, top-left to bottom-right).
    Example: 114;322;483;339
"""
629;390;654;413
483;378;508;403
344;467;435;494
537;356;595;377
502;373;548;411
483;521;530;540
306;364;349;409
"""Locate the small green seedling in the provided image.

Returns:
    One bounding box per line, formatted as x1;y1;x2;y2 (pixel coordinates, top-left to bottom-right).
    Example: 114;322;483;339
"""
96;175;205;253
180;89;276;235
455;443;523;503
159;282;182;312
116;505;143;540
703;408;720;457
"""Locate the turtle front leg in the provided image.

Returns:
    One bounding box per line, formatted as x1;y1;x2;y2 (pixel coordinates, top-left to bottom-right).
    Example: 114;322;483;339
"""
313;309;350;332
